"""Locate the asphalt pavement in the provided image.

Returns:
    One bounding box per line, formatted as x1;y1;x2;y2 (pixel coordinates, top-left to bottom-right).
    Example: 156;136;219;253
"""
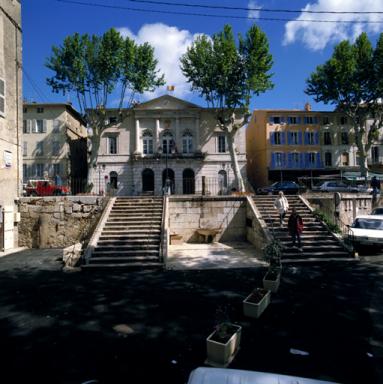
0;249;382;384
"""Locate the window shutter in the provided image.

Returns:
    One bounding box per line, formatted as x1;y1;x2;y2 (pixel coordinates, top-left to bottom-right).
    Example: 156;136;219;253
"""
281;116;286;124
316;152;322;168
287;132;292;145
27;120;31;133
270;132;275;145
282;152;287;168
31;164;36;176
287;153;293;168
299;153;305;168
305;153;310;168
0;79;5;116
297;117;301;124
304;132;309;145
268;116;274;124
42;120;47;133
281;132;286;145
298;132;303;145
314;131;319;145
271;153;276;169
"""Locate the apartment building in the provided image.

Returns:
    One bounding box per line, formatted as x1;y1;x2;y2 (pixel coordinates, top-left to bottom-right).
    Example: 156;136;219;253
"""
0;0;22;251
89;94;246;195
246;104;383;188
22;103;87;186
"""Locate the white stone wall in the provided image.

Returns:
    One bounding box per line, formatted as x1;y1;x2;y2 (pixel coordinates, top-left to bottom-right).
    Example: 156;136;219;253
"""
169;197;247;243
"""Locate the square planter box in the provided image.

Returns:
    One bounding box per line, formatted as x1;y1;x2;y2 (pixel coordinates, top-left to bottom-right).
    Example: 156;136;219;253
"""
263;267;282;293
205;323;241;368
243;289;271;319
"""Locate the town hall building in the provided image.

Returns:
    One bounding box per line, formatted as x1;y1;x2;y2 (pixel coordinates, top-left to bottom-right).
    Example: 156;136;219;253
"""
88;95;247;196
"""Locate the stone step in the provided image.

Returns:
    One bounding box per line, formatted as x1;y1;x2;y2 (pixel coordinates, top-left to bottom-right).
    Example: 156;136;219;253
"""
111;208;163;213
95;244;159;251
82;262;163;270
92;249;160;257
101;229;161;234
282;250;350;259
99;234;161;240
282;244;345;253
97;239;160;246
90;256;160;263
106;219;162;224
108;214;162;219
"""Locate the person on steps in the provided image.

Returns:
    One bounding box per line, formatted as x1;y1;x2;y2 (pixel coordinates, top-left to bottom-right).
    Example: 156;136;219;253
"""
287;207;304;251
274;191;289;226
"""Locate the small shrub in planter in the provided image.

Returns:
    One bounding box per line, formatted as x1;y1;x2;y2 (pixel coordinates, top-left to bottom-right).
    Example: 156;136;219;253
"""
263;265;282;293
243;288;271;318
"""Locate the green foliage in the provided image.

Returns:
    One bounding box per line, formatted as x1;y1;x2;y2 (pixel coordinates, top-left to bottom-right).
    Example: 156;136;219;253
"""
263;238;282;265
305;32;383;177
46;28;165;118
180;24;273;111
313;209;341;234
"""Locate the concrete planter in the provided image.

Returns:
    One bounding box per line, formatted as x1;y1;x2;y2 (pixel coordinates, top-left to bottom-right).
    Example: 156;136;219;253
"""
206;323;241;368
263;267;282;293
243;289;271;319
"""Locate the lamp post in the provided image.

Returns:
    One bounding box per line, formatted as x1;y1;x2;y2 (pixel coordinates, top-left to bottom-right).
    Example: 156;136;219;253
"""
93;163;106;195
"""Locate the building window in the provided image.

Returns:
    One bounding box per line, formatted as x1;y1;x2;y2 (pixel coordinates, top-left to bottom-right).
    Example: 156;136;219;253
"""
162;131;174;154
372;146;380;163
36;141;44;156
52;141;60;156
291;152;300;167
325;152;332;166
37;107;44;113
36;163;44;177
52;120;60;133
308;152;316;166
340;116;347;125
217;134;227;153
289;131;299;145
53;163;61;176
269;116;281;124
322;116;330;125
0;78;5;117
307;132;315;145
304;116;318;124
23;164;28;180
341;132;349;145
33;119;45;133
275;152;283;167
108;136;117;154
23;120;30;134
109;116;117;124
341;152;349;166
23;107;27;113
143;131;153;155
109;171;118;189
324;131;332;145
23;142;27;157
288;116;300;124
182;133;193;154
274;131;282;145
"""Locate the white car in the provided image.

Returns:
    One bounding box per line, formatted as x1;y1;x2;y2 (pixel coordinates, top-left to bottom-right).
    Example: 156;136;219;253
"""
348;215;383;252
319;181;371;193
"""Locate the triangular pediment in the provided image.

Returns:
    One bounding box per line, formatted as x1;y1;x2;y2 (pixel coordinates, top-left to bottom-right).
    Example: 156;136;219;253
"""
134;95;200;110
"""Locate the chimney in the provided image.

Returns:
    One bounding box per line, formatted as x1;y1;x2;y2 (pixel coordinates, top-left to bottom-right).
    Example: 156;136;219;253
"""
304;102;311;111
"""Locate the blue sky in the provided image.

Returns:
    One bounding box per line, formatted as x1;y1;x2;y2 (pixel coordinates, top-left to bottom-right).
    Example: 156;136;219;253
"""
21;0;383;112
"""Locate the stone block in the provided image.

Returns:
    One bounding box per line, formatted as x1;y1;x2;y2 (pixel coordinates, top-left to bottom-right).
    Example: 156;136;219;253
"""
72;203;81;212
82;205;92;213
42;206;55;213
65;206;73;214
72;212;84;218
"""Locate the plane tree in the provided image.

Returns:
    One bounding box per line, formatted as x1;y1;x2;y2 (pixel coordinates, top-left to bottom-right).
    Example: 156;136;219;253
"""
46;28;165;166
180;24;273;192
306;32;383;179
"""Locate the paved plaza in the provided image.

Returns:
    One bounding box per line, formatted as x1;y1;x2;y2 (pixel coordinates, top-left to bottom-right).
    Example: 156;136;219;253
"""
0;249;382;383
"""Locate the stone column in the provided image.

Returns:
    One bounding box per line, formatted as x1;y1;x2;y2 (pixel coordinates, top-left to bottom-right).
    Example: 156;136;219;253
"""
195;117;200;151
175;117;180;151
134;119;140;154
155;119;160;152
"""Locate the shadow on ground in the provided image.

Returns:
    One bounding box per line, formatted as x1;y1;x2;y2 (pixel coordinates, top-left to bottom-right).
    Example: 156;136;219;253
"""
0;249;382;383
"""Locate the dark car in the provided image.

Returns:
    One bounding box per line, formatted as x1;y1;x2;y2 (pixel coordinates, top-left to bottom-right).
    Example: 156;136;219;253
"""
256;181;307;195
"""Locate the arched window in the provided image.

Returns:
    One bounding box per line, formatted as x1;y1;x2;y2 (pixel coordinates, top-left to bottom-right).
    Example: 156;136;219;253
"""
182;132;193;154
162;168;175;194
110;171;118;189
183;168;195;194
142;168;154;193
324;152;332;167
142;131;153;155
162;131;174;154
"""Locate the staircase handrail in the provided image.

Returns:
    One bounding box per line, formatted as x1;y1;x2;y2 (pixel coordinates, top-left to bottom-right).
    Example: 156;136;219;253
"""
160;195;169;263
83;197;116;264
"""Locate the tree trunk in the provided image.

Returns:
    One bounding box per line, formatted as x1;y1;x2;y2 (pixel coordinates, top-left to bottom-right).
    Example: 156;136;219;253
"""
226;130;245;192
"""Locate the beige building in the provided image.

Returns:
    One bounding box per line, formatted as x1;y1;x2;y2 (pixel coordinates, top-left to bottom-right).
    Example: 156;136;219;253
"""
89;95;247;195
0;0;22;251
22;103;87;186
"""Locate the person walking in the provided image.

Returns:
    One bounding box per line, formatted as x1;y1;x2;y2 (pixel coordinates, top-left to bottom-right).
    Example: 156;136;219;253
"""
287;207;304;251
274;191;289;226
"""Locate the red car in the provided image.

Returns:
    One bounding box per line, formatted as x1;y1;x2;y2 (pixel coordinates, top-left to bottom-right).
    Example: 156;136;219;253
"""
25;180;70;196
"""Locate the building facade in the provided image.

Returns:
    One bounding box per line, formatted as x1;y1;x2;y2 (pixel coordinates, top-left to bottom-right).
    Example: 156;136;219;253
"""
88;95;247;196
0;0;22;250
22;103;87;187
246;105;383;188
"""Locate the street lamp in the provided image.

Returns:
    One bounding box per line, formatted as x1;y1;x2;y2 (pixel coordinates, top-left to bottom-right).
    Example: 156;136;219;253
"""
93;163;106;195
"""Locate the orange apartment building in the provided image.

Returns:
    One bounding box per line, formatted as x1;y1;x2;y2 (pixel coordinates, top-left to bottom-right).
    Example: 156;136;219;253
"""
246;104;382;188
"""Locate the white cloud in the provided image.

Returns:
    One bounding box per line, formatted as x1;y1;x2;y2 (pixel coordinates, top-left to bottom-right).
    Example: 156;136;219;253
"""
283;0;382;50
248;0;262;20
117;23;203;99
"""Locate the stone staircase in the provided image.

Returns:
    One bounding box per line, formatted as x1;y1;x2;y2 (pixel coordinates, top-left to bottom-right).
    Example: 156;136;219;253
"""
253;195;351;261
83;197;164;269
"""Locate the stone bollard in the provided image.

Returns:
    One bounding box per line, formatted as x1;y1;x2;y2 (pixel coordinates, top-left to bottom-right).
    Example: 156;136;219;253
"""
38;213;50;248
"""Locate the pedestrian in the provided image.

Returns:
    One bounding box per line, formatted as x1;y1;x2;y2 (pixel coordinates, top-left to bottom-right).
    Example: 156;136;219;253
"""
370;176;381;207
274;191;289;226
287;207;304;251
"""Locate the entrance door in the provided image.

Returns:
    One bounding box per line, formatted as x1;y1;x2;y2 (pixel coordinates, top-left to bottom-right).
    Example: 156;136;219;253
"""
162;169;175;194
183;168;195;194
142;168;154;194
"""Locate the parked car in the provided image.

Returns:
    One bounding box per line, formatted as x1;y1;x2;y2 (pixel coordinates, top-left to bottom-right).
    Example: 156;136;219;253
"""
25;180;70;196
348;215;383;253
256;181;306;195
318;181;365;193
371;207;383;215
